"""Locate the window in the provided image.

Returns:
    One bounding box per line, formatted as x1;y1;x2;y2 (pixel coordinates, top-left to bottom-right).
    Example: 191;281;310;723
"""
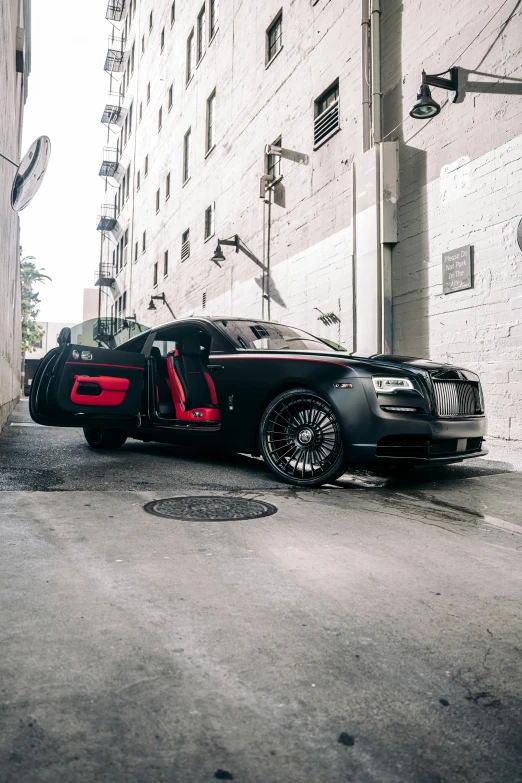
171;1;175;26
131;42;135;73
123;116;128;146
136;169;141;190
134;241;138;262
141;35;145;54
158;106;162;131
139;101;143;122
266;135;281;180
181;229;190;261
186;29;195;84
206;89;216;153
197;5;206;62
147;81;151;103
314;79;340;148
153;262;158;287
145;154;149;176
168;84;173;110
204;203;215;240
209;0;218;40
122;291;127;311
183;128;191;183
128;103;133;137
156;188;160;213
164;250;169;277
142;230;146;252
266;11;282;64
160;27;165;52
165;172;171;199
126;165;131;200
149;10;153;31
202;291;207;309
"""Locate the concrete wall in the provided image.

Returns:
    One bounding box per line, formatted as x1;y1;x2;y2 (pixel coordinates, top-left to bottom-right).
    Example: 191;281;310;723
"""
0;0;29;430
381;0;522;440
82;288;99;323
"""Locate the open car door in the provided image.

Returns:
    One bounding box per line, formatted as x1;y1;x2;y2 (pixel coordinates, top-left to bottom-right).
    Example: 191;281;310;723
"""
30;330;146;428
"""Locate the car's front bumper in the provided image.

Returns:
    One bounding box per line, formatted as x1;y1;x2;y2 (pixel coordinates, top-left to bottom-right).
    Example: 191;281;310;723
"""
325;376;488;466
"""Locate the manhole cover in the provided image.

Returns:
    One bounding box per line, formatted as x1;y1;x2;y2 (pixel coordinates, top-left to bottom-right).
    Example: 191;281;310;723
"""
143;496;278;521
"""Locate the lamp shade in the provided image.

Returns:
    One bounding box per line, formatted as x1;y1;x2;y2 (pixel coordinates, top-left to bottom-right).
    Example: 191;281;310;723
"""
410;82;441;119
211;243;226;264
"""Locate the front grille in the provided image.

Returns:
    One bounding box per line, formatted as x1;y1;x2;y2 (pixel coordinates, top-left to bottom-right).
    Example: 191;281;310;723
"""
433;379;482;417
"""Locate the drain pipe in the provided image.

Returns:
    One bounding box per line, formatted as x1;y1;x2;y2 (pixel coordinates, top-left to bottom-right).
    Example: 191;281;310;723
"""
361;0;371;152
370;0;382;144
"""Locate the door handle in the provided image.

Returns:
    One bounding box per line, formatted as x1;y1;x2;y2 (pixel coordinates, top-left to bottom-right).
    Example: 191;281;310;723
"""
207;365;224;372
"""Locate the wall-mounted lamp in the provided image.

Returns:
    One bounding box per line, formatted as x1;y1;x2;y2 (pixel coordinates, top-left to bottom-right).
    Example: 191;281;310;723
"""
210;234;264;270
409;68;459;119
147;292;176;319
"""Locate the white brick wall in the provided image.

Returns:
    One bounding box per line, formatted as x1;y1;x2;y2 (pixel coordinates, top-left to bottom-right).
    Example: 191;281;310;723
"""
0;0;24;428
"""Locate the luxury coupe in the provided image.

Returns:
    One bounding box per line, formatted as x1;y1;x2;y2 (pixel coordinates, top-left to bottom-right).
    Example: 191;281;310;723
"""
30;317;487;486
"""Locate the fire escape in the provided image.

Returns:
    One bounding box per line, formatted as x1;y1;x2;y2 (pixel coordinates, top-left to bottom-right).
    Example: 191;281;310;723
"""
105;0;126;22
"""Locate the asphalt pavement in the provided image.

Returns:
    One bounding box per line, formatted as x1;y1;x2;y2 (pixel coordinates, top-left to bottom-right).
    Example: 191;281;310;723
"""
1;400;521;782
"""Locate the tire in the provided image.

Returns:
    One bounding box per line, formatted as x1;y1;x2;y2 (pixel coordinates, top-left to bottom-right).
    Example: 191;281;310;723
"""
259;388;346;487
83;427;128;450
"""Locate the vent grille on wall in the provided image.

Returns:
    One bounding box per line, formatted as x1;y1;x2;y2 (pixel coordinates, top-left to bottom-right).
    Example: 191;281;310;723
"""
314;99;340;149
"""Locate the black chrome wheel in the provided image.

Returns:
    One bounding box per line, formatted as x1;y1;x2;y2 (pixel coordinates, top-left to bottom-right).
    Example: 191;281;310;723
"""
260;388;345;486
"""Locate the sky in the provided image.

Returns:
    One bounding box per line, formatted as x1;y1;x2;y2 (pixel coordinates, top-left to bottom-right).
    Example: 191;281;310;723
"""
21;0;108;323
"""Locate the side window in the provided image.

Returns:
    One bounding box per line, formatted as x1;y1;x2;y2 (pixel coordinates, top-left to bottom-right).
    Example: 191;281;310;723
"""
152;338;178;358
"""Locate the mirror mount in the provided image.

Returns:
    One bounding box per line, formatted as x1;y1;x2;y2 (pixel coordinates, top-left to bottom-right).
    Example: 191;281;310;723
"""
57;327;71;347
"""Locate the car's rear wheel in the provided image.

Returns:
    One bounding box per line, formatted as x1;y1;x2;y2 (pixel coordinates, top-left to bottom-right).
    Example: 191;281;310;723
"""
260;388;346;486
83;427;127;450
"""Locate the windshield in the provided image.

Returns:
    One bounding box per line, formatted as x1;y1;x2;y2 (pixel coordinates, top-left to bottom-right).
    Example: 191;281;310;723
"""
214;319;345;353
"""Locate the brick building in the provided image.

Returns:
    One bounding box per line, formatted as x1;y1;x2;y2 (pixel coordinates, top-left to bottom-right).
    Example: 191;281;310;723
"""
96;0;522;441
0;0;31;430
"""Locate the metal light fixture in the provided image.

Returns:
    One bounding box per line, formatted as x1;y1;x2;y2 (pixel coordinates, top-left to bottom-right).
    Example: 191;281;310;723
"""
410;68;459;120
209;234;264;270
147;293;176;319
210;243;226;266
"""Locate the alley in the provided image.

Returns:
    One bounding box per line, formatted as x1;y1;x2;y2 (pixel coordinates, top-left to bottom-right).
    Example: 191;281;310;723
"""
1;400;521;783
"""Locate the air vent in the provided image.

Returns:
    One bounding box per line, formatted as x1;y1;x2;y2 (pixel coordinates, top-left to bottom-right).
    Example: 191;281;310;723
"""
181;239;190;262
314;99;340;149
202;291;207;309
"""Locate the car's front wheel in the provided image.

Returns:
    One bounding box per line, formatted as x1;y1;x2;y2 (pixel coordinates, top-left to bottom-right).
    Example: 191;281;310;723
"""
259;388;346;486
83;427;127;450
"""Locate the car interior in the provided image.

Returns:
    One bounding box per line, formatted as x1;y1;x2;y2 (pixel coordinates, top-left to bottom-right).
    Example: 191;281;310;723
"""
150;326;221;423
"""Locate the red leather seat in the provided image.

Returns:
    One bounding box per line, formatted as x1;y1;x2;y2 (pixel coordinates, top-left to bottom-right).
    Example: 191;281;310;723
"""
166;333;220;422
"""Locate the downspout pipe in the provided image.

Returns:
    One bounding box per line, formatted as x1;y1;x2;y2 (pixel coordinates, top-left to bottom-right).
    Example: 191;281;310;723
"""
361;0;371;152
370;0;382;144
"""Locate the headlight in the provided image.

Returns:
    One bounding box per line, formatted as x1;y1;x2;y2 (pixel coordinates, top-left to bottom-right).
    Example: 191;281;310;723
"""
372;376;415;393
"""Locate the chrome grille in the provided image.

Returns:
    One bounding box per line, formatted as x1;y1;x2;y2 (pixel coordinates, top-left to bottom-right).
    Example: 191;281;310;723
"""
433;380;482;417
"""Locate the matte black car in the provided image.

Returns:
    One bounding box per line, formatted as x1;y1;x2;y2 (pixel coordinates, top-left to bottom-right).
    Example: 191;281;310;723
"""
30;317;487;486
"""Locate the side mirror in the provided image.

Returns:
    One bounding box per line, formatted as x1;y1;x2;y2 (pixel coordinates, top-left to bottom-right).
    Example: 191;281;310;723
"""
57;327;71;347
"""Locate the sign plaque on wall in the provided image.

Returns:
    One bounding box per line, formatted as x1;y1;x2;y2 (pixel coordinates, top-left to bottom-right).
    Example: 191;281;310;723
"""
442;245;473;294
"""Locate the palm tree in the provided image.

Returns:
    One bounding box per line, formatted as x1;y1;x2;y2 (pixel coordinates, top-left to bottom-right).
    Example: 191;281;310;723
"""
20;255;51;396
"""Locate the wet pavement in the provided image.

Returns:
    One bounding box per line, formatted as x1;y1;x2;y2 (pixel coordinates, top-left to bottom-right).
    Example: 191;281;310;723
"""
1;401;521;782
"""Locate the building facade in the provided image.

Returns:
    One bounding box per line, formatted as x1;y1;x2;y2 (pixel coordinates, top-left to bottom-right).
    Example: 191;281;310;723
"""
96;0;522;442
0;0;31;430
